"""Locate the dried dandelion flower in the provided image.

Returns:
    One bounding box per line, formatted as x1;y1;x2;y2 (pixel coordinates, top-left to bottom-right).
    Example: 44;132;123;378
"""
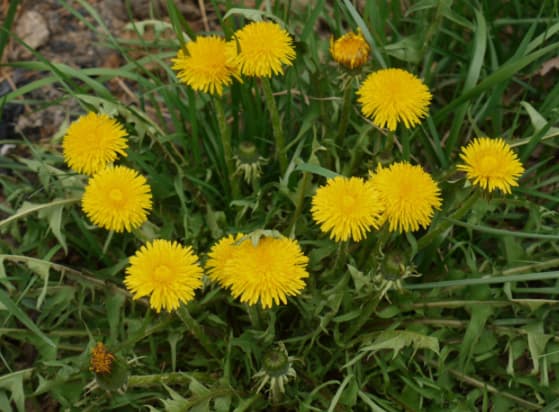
124;239;203;313
90;342;115;375
357;68;431;131
457;137;524;194
63;112;128;175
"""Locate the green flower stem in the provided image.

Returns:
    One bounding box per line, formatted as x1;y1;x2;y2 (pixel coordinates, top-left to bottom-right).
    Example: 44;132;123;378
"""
261;77;288;175
335;82;354;149
214;97;239;199
332;241;349;276
401;129;411;160
102;230;114;256
287;171;310;235
344;130;368;176
416;190;480;251
383;130;395;155
176;306;219;359
247;304;264;330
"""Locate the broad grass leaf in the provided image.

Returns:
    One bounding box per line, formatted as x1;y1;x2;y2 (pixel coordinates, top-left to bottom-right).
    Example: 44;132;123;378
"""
384;35;421;63
295;162;339;179
0;257;14;292
521;101;551;132
360;330;440;359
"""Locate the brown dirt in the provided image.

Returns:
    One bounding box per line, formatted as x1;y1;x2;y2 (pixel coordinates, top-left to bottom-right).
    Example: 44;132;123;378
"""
0;0;212;144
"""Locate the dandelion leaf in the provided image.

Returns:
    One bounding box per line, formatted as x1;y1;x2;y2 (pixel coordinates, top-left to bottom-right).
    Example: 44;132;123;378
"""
0;369;29;412
360;330;439;359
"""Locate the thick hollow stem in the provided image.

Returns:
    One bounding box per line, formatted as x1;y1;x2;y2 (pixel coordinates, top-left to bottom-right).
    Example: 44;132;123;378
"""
335;83;354;148
214;97;239;198
261;77;288;175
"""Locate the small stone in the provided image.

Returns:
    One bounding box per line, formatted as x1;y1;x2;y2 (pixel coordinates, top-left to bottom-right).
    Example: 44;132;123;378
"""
15;11;50;50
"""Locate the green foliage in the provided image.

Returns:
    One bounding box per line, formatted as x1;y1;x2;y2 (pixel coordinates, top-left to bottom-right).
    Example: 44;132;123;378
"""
1;0;559;410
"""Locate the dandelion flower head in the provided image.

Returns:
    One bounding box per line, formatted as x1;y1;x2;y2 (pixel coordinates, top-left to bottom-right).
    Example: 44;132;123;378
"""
210;234;309;309
81;166;152;233
124;239;203;312
90;342;115;375
172;35;240;95
357;68;432;131
369;162;441;232
330;29;370;69
62;112;128;175
206;232;245;286
457;137;524;194
311;176;383;242
232;21;295;77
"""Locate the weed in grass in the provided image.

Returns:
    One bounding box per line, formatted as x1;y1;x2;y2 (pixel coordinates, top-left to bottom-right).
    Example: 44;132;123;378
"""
1;1;559;411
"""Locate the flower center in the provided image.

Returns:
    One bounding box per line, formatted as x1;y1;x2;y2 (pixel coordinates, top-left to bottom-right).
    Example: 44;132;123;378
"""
154;265;173;284
109;189;124;203
479;155;498;175
341;195;356;212
387;79;404;100
395;179;412;202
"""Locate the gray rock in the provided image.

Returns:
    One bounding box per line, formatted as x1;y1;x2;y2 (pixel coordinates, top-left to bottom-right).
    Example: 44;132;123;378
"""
15;10;50;50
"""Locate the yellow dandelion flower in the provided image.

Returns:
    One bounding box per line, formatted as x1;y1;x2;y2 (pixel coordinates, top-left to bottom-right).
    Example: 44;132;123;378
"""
206;232;245;286
217;235;309;309
311;176;383;242
357;68;432;131
90;342;115;375
62;112;128;175
457;137;524;194
172;36;241;95
124;239;203;313
82;166;152;233
232;21;295;77
330;30;370;69
369;162;441;232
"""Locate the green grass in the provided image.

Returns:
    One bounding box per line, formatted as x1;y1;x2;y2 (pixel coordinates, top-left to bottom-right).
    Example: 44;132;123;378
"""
1;0;559;410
